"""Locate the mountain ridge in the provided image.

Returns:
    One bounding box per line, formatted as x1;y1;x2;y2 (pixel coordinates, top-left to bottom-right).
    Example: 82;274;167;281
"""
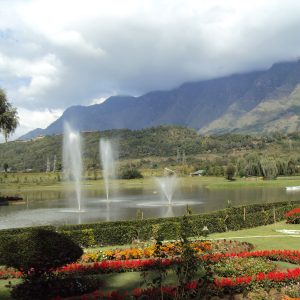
20;59;300;140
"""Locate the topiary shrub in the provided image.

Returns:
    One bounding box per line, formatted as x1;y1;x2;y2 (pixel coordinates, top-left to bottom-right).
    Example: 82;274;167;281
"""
0;228;83;274
0;228;84;300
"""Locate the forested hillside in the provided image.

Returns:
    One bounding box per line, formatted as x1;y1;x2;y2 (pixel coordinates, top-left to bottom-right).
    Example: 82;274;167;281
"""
2;126;300;177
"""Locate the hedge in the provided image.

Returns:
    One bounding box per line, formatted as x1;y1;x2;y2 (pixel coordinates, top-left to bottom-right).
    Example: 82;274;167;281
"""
0;200;300;247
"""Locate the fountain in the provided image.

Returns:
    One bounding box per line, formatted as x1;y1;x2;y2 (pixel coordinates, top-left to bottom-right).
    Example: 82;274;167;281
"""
63;123;83;211
99;139;116;201
156;175;178;205
0;135;205;229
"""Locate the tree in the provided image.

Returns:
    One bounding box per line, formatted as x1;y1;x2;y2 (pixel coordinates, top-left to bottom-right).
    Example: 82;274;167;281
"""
0;88;18;141
260;157;278;179
3;162;8;173
225;164;236;181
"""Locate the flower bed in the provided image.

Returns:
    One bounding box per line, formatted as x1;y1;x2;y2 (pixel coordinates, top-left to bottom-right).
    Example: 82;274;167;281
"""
0;267;21;279
2;249;299;280
1;248;300;299
61;249;300;299
82;240;212;262
213;257;276;277
285;208;300;224
80;240;253;263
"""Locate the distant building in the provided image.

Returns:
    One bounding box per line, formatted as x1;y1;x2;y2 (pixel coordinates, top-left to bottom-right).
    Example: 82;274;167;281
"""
190;169;205;176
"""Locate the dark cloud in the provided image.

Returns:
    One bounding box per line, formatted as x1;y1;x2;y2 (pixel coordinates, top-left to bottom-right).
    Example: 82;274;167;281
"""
1;0;300;138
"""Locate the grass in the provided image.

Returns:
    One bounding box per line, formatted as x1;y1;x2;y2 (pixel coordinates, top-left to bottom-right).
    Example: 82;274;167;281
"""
0;279;19;300
210;220;300;250
2;173;300;195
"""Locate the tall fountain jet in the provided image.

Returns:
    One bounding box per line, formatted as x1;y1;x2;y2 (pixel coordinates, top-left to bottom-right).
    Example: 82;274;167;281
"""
63;123;83;211
99;139;116;201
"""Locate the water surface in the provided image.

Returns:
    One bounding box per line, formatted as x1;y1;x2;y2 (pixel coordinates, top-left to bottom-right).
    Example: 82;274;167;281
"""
0;182;298;229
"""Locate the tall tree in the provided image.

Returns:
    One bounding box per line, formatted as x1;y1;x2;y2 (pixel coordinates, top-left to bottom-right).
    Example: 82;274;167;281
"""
0;89;18;141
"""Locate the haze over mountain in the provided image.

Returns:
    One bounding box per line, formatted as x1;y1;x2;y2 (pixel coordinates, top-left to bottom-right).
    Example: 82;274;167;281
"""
21;59;300;140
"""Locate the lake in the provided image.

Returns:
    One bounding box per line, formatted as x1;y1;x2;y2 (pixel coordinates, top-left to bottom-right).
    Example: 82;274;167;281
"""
0;178;299;229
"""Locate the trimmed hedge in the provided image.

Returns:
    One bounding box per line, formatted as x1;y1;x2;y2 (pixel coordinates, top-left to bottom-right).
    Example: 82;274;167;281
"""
0;200;299;247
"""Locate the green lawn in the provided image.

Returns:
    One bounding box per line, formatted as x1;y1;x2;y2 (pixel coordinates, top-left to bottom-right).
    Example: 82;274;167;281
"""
0;280;20;300
2;174;300;195
210;220;300;250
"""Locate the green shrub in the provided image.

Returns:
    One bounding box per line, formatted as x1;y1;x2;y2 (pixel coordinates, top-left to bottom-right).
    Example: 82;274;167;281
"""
62;229;96;247
0;228;83;273
10;274;102;300
120;167;143;179
0;229;84;300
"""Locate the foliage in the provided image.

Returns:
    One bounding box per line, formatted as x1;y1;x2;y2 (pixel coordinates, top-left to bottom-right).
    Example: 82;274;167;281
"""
0;229;84;300
213;257;276;277
3;125;300;174
0;89;18;141
260;157;278;179
285;208;300;224
61;229;96;247
0;228;83;274
225;164;235;181
3;162;8;172
119;166;143;179
174;215;201;299
10;274;103;300
141;236;169;299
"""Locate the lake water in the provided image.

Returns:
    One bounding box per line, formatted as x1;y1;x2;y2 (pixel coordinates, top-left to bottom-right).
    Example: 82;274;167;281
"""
0;181;299;229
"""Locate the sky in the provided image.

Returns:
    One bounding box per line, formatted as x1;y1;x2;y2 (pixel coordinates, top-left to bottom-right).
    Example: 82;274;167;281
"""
1;0;300;140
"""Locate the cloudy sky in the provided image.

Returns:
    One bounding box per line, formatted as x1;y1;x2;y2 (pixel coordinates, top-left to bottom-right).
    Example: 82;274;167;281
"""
1;0;300;140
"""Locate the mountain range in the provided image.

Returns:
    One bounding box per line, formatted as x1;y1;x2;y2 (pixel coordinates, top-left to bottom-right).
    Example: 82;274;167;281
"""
21;59;300;140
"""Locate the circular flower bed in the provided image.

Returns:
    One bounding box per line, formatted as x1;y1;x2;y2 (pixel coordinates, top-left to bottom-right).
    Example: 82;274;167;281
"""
213;257;276;277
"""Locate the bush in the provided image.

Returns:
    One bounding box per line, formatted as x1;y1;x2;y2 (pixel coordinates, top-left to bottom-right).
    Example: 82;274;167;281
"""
0;228;83;273
225;164;235;181
120;167;143;179
10;274;102;300
0;229;84;300
62;229;96;247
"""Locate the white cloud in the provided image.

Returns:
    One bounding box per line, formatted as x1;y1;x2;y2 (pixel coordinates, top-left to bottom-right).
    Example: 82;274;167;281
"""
1;0;300;137
6;107;63;140
89;97;109;105
0;53;61;106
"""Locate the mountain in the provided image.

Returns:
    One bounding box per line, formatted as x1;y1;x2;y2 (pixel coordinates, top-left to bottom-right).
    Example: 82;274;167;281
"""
20;59;300;140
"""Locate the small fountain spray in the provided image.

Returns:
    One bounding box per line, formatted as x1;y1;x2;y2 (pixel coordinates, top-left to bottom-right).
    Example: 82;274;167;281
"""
156;173;178;206
100;139;116;201
63;123;83;211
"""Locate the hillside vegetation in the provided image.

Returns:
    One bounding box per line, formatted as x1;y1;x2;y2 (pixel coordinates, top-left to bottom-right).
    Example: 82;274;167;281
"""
1;126;300;176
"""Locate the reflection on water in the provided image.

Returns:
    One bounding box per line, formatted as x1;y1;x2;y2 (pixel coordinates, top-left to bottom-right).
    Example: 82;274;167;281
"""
0;183;298;229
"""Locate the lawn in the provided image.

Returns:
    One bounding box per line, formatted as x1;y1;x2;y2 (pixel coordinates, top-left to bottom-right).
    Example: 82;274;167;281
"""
210;220;300;250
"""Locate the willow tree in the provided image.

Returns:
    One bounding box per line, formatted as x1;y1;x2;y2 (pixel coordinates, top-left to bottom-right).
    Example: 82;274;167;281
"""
0;89;18;141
